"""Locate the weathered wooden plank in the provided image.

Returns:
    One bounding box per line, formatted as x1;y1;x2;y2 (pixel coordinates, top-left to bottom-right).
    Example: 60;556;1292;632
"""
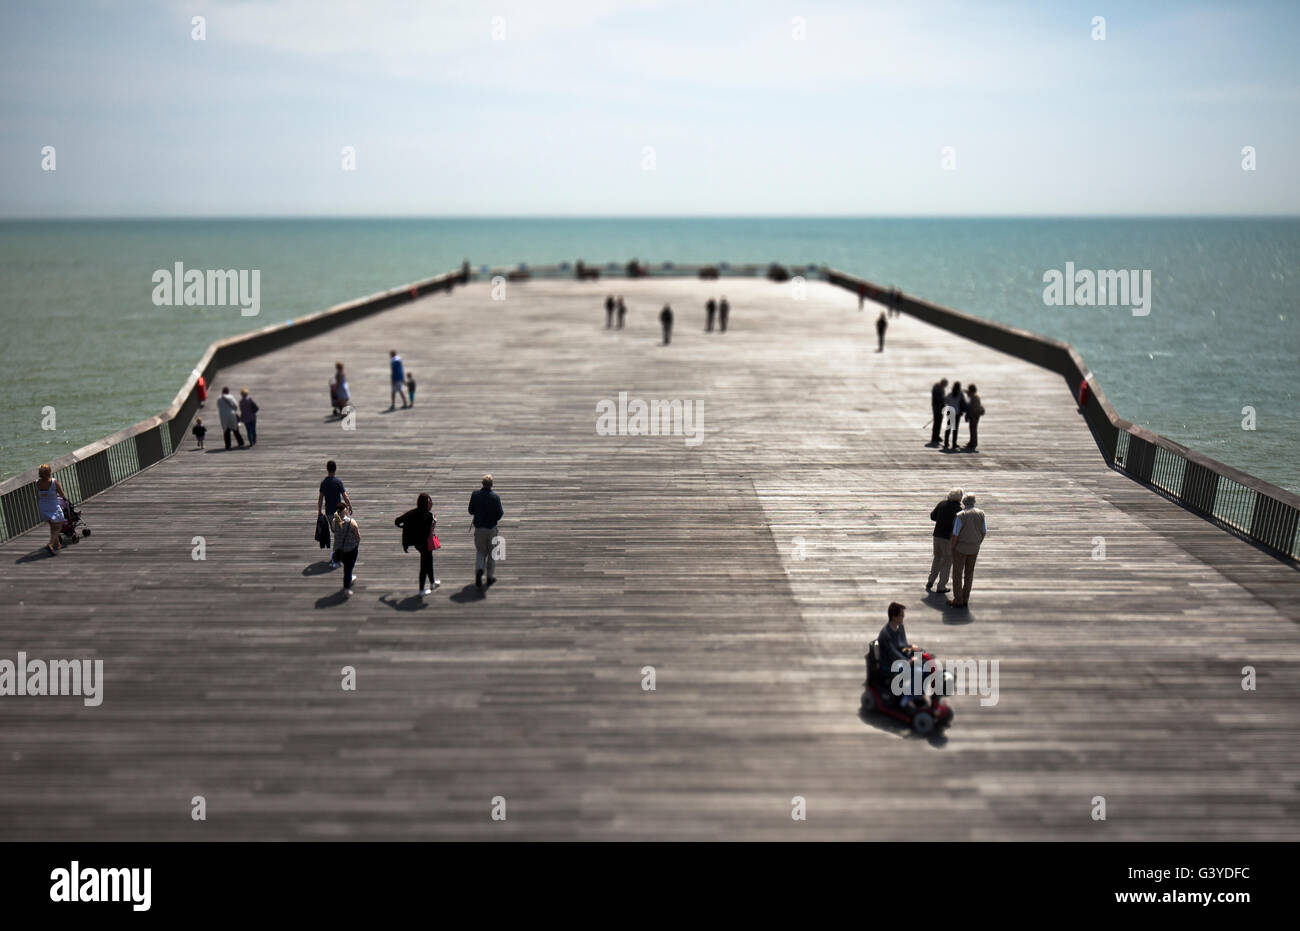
0;278;1296;841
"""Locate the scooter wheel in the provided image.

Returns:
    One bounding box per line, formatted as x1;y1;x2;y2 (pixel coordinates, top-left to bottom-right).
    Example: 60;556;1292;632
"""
860;689;875;713
82;528;92;537
911;711;935;735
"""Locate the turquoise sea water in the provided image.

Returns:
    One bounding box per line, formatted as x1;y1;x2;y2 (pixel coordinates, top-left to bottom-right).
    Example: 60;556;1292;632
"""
1;218;1297;492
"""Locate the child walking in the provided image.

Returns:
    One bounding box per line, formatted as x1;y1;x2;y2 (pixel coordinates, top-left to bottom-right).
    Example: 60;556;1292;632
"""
192;418;206;448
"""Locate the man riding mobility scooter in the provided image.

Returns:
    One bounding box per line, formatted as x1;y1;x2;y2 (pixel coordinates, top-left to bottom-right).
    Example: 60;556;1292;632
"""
861;640;955;735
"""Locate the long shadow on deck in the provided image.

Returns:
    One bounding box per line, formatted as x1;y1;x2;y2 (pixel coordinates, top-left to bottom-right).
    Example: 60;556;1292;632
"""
379;593;429;611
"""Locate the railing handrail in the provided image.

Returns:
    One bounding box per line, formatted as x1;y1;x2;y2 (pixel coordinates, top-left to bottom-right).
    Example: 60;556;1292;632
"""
6;261;1294;564
0;267;468;542
824;266;1300;563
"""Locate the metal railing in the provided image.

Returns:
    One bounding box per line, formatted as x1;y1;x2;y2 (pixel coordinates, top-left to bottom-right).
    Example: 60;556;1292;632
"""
825;268;1300;566
8;260;1295;565
0;265;469;545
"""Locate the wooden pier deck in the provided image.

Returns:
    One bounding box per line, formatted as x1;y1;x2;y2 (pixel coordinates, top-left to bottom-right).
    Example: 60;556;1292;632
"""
2;278;1298;841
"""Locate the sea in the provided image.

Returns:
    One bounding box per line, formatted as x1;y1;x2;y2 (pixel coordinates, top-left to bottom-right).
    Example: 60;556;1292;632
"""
1;217;1297;492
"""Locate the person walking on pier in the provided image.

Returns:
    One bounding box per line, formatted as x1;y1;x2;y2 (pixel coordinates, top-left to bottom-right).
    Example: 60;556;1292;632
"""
875;311;888;352
192;417;206;449
395;493;439;596
719;296;730;332
238;388;259;446
405;370;417;406
928;378;949;446
926;488;963;594
706;298;717;332
948;494;987;609
330;362;350;416
964;384;984;451
469;474;504;591
36;464;67;556
660;304;674;344
616;296;627;329
217;387;245;449
331;501;361;596
942;381;966;451
605;295;615;329
389;351;409;411
317;460;353;568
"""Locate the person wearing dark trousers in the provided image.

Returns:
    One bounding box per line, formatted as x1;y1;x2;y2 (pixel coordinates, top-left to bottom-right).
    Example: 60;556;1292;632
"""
605;295;615;329
217;386;245;449
395;493;439;597
659;305;674;344
616;296;626;328
719;296;730;332
926;488;963;594
468;474;504;590
875;311;888;351
238;388;259;446
942;381;966;451
317;460;353;568
331;501;360;596
964;384;984;451
928;378;948;446
706;298;716;332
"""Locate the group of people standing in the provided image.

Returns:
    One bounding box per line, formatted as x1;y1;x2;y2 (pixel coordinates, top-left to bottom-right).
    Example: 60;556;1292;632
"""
929;379;985;452
604;295;628;329
925;488;988;608
601;296;731;345
326;354;418;417
314;462;504;600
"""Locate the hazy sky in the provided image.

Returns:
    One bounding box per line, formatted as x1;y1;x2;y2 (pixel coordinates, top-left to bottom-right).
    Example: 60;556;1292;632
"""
2;0;1297;216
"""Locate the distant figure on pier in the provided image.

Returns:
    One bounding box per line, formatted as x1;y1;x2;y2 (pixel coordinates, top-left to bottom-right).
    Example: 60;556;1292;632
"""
948;494;987;608
35;464;67;556
217;387;245;449
389;351;409;411
942;381;966;451
928;378;949;446
469;474;504;591
192;417;206;449
875;311;888;351
238;388;259;446
964;384;984;452
616;296;627;328
719;296;730;332
331;501;361;596
706;298;716;332
888;287;902;318
605;295;615;329
405;371;417;406
317;460;353;568
926;488;963;595
395;493;439;596
330;362;350;416
660;305;674;344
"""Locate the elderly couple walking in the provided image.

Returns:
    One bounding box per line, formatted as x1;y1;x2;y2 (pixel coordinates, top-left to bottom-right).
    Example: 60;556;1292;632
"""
925;488;988;608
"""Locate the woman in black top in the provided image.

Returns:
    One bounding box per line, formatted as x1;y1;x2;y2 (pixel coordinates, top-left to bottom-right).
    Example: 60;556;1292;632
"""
395;493;438;596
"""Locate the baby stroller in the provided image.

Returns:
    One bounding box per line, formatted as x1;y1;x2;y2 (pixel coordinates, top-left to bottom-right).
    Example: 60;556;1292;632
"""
58;496;92;544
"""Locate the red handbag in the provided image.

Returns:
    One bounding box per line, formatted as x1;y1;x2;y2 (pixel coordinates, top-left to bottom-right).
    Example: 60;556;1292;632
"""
427;515;440;550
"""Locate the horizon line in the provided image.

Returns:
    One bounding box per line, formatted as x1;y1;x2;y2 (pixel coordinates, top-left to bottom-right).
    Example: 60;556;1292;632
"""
3;213;1300;222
